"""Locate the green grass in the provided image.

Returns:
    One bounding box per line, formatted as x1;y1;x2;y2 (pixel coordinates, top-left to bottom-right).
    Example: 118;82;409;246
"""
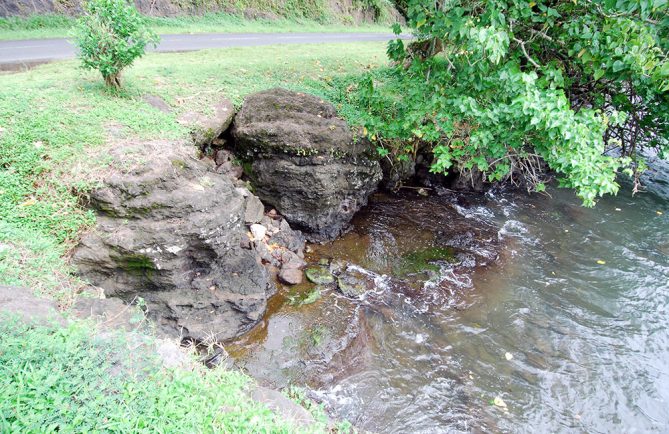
0;12;394;40
0;42;387;299
0;222;82;305
0;317;326;433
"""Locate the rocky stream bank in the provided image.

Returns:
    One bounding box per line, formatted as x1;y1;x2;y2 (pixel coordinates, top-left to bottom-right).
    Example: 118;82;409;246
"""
5;88;504;428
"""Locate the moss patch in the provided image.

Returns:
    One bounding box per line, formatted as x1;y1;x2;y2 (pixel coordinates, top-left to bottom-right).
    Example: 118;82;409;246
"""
395;246;456;276
119;254;155;274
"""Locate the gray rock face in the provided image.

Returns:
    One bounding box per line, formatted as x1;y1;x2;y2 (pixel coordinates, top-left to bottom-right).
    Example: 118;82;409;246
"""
232;88;382;241
0;285;64;325
249;386;315;428
72;297;143;331
71;141;273;342
178;97;235;148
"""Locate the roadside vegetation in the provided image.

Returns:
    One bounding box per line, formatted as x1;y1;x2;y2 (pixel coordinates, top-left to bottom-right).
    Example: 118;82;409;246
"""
0;316;329;432
0;11;394;41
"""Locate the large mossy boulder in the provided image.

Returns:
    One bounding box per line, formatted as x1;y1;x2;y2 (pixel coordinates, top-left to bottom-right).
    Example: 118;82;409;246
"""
71;140;273;342
232;88;382;241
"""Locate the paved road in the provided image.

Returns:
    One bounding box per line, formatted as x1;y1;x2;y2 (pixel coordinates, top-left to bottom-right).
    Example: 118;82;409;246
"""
0;32;399;67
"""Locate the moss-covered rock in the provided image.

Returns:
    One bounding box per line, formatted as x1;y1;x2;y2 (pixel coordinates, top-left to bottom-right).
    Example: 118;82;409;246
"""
71;141;275;342
305;266;334;285
337;273;368;298
395;246;456;276
231;88;382;241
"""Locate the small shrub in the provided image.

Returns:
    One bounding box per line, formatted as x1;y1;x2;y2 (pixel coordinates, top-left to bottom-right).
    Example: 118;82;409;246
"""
74;0;158;89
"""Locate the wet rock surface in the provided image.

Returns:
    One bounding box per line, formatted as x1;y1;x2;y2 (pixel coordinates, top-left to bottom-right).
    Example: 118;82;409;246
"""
71;140;275;342
336;268;372;299
231;88;382;241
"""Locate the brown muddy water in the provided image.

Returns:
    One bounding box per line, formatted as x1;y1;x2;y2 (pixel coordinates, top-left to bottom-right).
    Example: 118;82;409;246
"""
228;164;669;433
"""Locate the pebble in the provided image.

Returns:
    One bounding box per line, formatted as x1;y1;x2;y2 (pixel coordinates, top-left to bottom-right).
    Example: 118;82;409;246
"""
250;224;267;241
279;268;303;285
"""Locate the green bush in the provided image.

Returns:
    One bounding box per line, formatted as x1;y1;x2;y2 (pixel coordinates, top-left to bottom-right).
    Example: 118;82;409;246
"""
346;0;669;205
74;0;158;88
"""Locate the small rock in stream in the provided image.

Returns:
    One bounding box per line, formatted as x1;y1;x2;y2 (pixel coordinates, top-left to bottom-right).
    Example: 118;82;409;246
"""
337;270;371;299
281;251;306;270
328;259;347;275
279;268;303;285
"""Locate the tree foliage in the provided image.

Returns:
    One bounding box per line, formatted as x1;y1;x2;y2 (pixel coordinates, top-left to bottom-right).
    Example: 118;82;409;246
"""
357;0;669;204
74;0;158;89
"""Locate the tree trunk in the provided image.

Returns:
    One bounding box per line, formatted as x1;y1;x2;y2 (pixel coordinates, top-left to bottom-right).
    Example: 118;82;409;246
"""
103;73;121;89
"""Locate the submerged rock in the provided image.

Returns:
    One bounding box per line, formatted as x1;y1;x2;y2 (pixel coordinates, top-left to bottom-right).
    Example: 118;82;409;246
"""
232;88;382;241
71;141;274;342
337;269;371;299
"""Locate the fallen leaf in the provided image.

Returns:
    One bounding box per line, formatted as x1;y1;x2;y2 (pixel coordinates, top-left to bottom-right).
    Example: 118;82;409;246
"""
493;397;507;408
596;260;606;265
20;199;36;207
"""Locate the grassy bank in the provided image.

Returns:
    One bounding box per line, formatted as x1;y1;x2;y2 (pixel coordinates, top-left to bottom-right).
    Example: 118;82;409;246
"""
0;13;393;40
0;42;387;301
0;317;328;432
0;42;385;432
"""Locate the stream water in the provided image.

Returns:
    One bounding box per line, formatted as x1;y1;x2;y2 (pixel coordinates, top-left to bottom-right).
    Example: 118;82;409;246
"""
230;159;668;433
